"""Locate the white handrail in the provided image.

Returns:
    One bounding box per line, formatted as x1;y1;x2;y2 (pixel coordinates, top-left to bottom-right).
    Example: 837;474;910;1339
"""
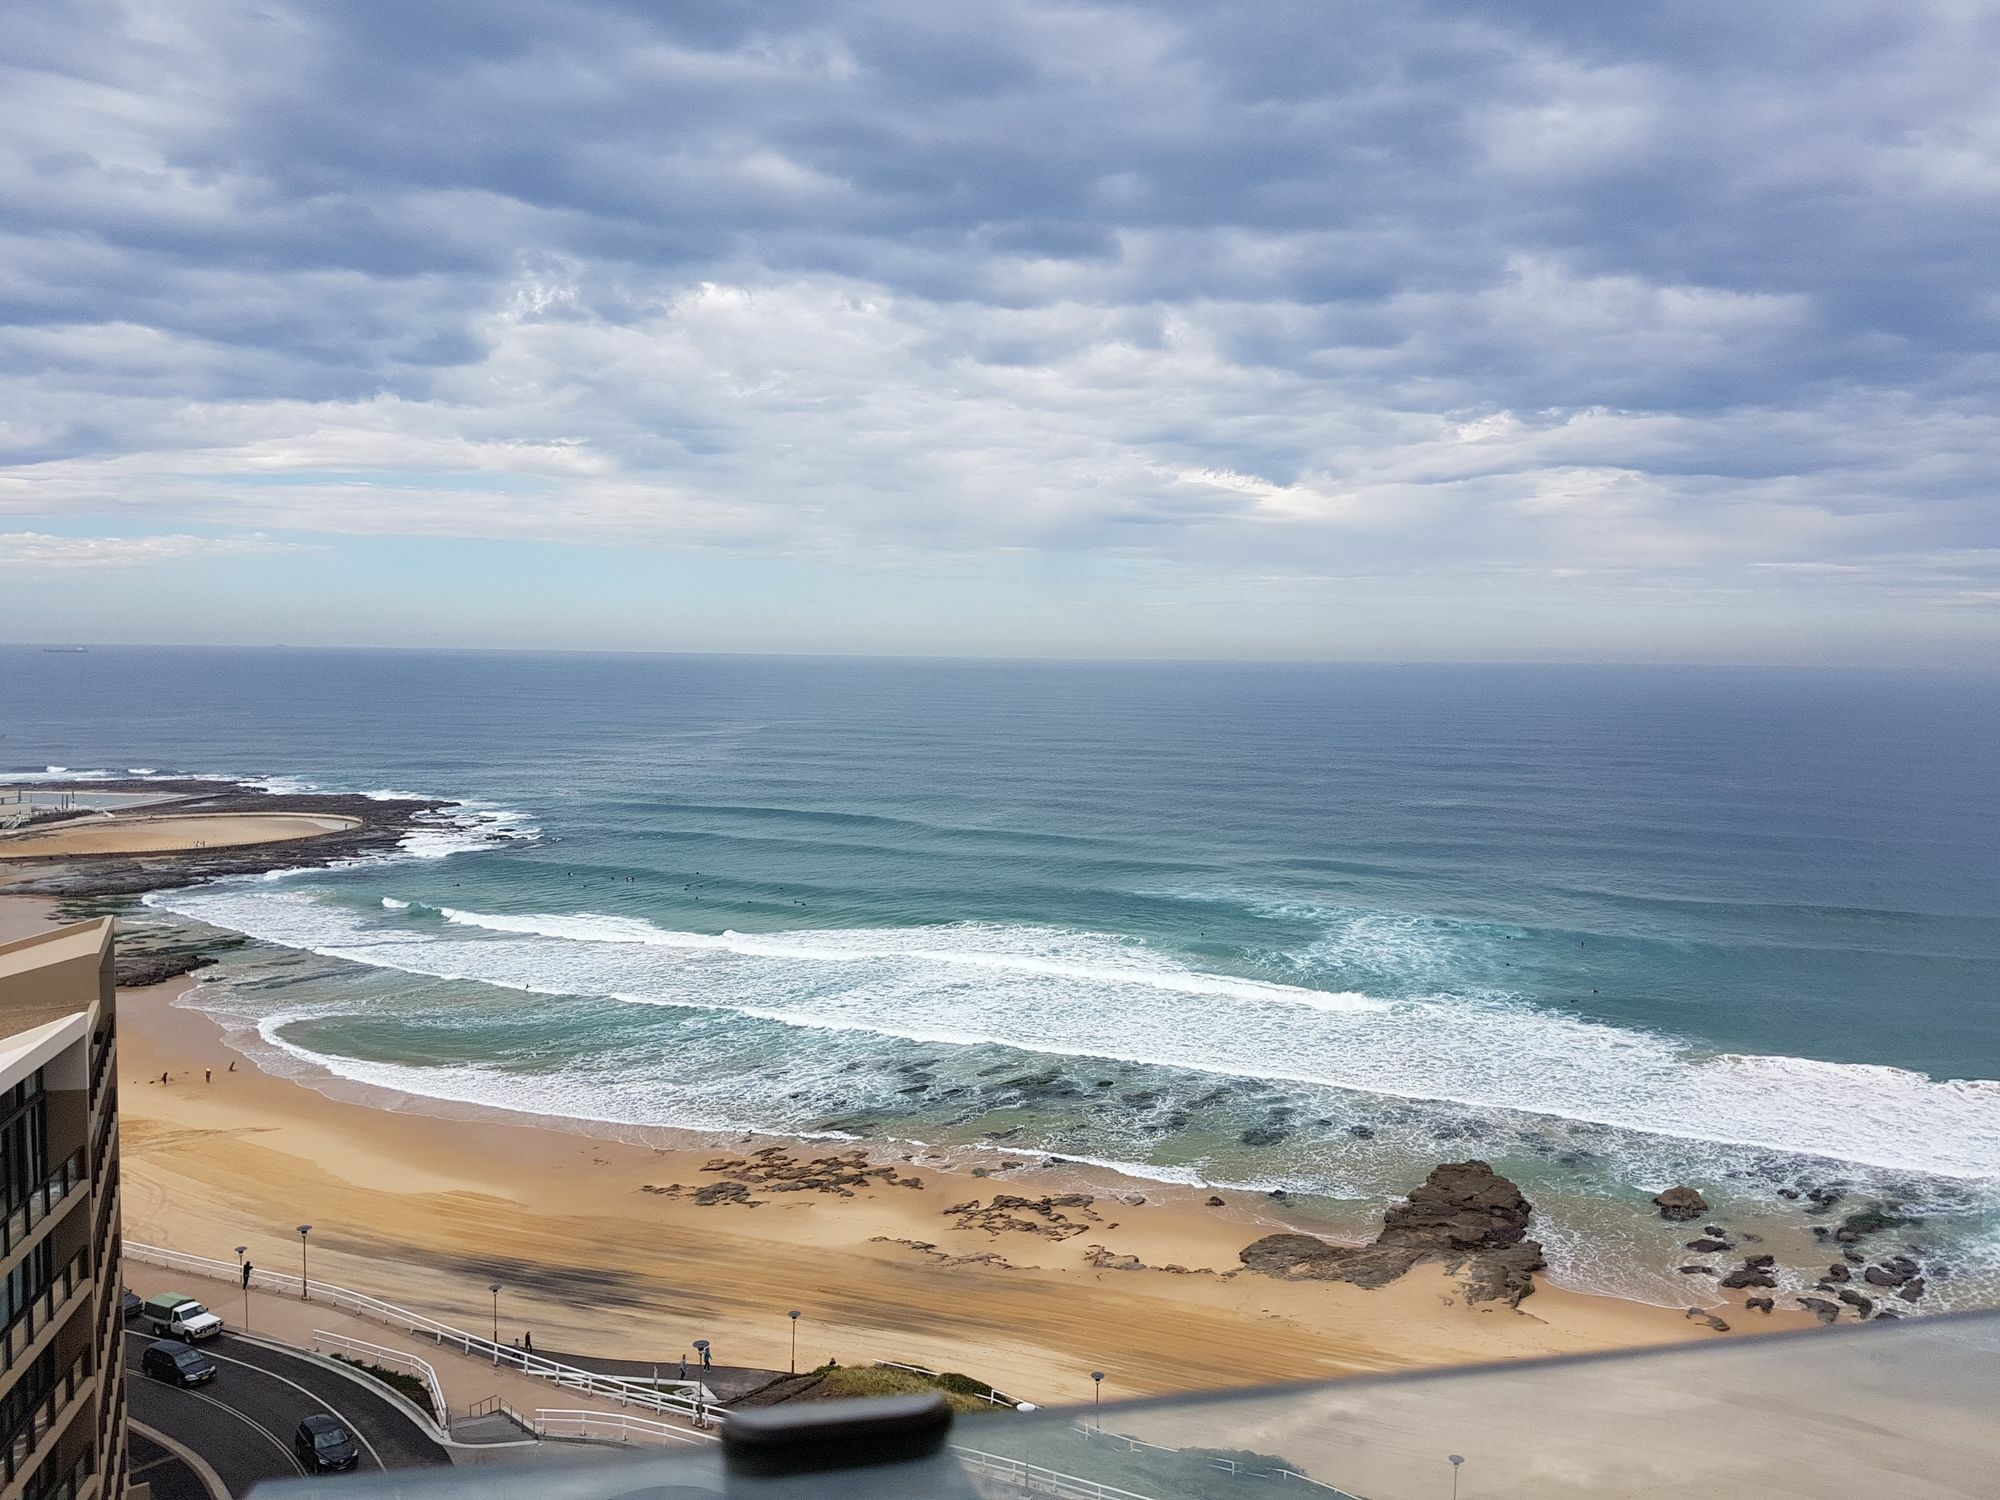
874;1358;1024;1408
126;1241;715;1422
533;1409;719;1446
954;1448;1166;1500
1073;1426;1366;1498
311;1330;450;1432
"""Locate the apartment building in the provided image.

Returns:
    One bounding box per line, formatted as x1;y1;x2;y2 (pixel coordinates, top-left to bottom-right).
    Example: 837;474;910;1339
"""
0;921;126;1500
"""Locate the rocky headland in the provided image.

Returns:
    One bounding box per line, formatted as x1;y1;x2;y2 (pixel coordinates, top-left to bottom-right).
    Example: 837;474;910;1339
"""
0;778;452;899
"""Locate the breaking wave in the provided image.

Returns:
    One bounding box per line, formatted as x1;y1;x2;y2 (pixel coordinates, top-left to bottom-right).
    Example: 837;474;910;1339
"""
146;887;2000;1181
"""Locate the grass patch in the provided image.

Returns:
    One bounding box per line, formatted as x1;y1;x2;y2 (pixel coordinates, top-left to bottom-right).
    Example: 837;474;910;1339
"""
331;1354;436;1419
806;1363;1004;1415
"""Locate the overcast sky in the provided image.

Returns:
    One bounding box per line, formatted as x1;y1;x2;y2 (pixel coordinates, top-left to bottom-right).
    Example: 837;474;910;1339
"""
2;0;1996;662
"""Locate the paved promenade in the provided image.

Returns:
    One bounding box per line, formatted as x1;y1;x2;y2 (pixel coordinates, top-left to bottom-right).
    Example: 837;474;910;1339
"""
123;1260;719;1436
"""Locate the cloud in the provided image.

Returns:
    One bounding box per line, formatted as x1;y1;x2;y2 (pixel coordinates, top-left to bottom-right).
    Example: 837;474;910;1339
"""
0;531;312;568
0;0;1995;651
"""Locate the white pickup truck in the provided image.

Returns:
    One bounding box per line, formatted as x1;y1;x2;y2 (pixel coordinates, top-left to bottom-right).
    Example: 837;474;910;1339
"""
142;1292;223;1342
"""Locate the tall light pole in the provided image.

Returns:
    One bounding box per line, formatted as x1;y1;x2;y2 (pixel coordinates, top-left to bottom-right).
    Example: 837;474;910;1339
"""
1449;1454;1464;1500
235;1246;250;1332
1091;1371;1104;1431
788;1310;800;1375
490;1284;502;1365
296;1225;312;1300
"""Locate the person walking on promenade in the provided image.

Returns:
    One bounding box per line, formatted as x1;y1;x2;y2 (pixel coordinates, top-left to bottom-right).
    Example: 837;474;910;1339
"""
241;1260;253;1289
523;1331;533;1355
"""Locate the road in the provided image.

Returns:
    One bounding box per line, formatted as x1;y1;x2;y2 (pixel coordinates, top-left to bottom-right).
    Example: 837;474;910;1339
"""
124;1327;450;1496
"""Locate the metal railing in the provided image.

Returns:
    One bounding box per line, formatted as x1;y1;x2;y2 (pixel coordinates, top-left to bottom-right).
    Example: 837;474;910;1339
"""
875;1359;1028;1408
125;1242;715;1422
531;1409;718;1447
1;1151;86;1259
955;1448;1166;1500
1072;1425;1365;1498
311;1331;450;1432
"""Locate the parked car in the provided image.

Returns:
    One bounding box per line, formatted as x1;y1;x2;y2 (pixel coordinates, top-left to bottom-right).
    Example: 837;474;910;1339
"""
121;1288;142;1323
142;1292;223;1342
141;1340;216;1387
294;1414;360;1473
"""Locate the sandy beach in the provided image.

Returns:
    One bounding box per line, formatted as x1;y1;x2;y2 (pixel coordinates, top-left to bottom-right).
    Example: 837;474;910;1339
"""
0;811;359;858
0;896;1811;1404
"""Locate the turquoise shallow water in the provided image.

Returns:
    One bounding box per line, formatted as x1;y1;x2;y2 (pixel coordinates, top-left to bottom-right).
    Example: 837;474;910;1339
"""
5;647;1997;1306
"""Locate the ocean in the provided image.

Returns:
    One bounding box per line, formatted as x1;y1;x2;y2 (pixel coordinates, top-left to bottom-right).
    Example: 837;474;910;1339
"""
6;646;1998;1308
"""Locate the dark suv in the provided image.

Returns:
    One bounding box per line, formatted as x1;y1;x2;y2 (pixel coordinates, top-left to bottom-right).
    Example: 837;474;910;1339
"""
140;1340;216;1387
294;1414;360;1474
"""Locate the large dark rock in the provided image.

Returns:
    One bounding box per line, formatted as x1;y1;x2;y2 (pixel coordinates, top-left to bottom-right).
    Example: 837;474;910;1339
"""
1654;1186;1709;1221
1720;1266;1777;1290
1897;1278;1926;1301
1685;1238;1730;1253
1795;1296;1841;1325
1239;1161;1544;1307
1378;1160;1535;1252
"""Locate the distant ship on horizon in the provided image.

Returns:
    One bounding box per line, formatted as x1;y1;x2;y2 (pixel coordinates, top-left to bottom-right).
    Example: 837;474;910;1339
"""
40;646;87;653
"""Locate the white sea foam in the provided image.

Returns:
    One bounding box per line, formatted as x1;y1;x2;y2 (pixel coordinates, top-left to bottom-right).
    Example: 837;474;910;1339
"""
146;888;2000;1181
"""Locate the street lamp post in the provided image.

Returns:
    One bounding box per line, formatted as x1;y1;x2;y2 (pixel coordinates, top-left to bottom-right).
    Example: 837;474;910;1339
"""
1091;1371;1104;1431
235;1246;250;1332
1449;1454;1464;1500
490;1284;502;1365
296;1225;312;1300
788;1310;800;1374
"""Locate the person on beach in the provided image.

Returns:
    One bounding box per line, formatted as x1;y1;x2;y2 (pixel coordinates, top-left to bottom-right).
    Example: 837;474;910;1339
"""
205;1067;211;1083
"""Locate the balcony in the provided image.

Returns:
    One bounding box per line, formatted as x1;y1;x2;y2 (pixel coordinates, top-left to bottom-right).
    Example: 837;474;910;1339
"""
0;1153;86;1264
16;1442;94;1500
2;1347;93;1488
0;1247;92;1378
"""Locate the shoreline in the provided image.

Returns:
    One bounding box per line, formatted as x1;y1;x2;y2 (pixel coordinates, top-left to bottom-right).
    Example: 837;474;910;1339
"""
0;892;1820;1401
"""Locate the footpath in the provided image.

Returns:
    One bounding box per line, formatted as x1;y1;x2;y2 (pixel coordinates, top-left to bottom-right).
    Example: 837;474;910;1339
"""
122;1258;736;1447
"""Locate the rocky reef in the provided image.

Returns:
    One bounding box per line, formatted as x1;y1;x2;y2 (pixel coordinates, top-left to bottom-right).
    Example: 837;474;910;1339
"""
1238;1159;1546;1306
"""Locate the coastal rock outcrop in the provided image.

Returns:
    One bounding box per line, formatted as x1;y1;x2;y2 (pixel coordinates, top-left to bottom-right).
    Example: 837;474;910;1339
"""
1653;1186;1708;1221
1238;1161;1545;1307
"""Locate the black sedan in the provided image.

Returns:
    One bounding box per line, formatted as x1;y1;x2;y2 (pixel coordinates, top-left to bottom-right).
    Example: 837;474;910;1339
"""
294;1413;360;1474
140;1340;216;1387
